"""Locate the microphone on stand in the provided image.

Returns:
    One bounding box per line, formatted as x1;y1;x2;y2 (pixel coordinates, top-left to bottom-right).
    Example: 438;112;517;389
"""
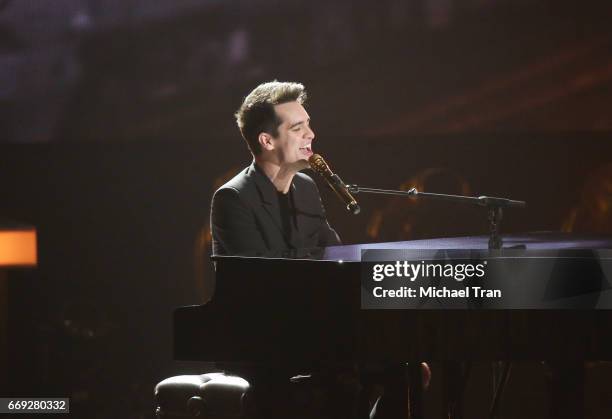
308;154;360;215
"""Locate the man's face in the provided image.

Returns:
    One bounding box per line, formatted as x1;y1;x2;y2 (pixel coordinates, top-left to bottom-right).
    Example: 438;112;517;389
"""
267;101;315;167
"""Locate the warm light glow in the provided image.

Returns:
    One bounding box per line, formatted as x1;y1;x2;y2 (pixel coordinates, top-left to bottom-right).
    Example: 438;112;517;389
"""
0;229;37;267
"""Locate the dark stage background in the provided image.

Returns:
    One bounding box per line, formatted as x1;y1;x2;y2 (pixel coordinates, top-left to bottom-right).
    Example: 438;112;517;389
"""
2;0;612;418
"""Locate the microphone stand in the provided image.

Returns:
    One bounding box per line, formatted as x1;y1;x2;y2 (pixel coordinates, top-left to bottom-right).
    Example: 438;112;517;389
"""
347;185;526;419
346;185;526;250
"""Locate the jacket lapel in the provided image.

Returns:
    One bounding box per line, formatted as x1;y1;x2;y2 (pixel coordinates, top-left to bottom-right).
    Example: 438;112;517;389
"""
250;162;291;245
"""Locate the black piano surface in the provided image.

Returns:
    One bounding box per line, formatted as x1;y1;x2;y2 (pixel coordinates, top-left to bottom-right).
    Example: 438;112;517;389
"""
174;233;612;365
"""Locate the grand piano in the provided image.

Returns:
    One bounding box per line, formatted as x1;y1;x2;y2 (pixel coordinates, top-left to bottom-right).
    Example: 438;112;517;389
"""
174;233;612;418
175;233;612;365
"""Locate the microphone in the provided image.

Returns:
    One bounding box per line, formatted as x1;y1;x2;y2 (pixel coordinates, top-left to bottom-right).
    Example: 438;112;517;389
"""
308;154;360;215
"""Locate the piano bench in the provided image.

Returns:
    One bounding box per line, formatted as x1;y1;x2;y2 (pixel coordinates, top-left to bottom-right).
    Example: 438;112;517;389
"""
154;373;252;419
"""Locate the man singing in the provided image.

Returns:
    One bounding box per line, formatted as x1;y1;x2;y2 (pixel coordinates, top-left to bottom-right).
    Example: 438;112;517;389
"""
211;81;340;257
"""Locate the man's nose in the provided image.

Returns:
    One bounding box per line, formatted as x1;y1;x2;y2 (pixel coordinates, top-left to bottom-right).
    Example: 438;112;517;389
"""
305;125;315;140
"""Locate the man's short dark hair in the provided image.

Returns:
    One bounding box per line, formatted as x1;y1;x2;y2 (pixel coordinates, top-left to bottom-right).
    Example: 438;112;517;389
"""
235;81;307;155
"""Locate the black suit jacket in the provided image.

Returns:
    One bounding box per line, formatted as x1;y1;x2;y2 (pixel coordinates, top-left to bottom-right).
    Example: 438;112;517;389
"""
211;162;341;256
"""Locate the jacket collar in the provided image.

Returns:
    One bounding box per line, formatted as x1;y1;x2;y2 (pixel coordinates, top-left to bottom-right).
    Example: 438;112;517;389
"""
249;161;281;205
249;161;301;247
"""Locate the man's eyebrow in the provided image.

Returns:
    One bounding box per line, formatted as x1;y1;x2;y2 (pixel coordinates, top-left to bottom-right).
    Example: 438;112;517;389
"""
289;118;310;129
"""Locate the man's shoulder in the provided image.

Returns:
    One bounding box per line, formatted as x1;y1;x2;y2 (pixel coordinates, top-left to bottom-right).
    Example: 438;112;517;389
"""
214;164;258;196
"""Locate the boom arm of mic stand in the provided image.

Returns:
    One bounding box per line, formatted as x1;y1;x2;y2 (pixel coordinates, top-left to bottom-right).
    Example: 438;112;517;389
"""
348;185;526;208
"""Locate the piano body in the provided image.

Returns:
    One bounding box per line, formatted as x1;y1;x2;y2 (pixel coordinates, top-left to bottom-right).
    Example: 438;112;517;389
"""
174;233;612;366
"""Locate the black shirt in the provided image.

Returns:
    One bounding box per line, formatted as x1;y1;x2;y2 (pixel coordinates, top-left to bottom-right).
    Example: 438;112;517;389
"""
277;190;297;246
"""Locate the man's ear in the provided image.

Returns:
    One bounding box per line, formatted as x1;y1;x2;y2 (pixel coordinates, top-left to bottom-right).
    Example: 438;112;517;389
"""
258;132;274;151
